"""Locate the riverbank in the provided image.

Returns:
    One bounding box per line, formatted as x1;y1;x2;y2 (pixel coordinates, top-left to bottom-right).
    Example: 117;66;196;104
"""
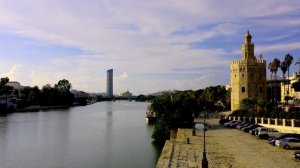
14;105;75;112
156;118;300;168
6;100;99;113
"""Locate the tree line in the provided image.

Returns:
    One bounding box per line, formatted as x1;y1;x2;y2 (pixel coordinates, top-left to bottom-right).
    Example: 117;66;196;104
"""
0;77;74;112
268;53;294;103
150;85;230;142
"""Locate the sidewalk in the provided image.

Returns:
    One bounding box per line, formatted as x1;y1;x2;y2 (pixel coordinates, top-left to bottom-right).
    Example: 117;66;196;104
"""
156;119;300;168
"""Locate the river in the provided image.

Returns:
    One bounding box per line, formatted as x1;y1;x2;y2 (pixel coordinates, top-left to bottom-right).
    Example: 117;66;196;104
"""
0;101;162;168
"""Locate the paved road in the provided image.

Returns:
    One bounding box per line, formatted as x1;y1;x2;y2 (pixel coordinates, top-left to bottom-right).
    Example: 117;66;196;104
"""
206;119;300;168
156;119;300;168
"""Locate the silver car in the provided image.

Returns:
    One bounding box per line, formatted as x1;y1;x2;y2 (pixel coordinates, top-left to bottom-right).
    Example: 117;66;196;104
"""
275;137;300;149
257;127;280;138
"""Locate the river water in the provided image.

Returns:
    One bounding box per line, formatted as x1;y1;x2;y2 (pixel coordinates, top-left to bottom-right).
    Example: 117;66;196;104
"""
0;101;161;168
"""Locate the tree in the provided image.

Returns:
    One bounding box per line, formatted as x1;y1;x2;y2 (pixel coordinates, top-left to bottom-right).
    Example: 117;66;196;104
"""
0;77;9;88
151;86;229;142
284;53;293;96
280;61;288;104
268;62;275;102
272;58;281;103
273;58;281;80
292;80;300;92
40;84;58;106
54;79;72;93
0;77;13;112
0;77;12;96
29;86;41;105
240;98;258;112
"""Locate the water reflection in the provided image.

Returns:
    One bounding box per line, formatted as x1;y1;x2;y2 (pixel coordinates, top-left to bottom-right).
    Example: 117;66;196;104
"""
0;101;161;168
105;102;113;167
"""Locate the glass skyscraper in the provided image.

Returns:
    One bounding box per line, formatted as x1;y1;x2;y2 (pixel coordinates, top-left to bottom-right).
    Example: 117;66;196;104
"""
106;69;113;97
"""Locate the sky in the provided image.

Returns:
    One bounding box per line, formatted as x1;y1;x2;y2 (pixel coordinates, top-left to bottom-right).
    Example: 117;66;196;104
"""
0;0;300;95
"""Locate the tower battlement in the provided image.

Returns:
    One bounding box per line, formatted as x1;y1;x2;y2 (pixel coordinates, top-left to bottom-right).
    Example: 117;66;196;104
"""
230;31;267;111
231;58;266;65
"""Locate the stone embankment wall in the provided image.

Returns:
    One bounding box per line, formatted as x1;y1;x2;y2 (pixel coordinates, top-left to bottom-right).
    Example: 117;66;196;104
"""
156;128;210;168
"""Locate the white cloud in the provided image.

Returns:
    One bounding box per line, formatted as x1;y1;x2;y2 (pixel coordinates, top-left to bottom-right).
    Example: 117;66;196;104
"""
0;0;299;93
6;64;21;81
256;42;300;54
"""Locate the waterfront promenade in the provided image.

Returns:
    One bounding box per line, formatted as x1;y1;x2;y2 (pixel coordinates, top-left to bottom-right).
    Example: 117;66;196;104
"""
156;119;300;168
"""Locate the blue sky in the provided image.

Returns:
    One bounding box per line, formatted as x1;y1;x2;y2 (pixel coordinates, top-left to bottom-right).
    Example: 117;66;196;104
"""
0;0;300;94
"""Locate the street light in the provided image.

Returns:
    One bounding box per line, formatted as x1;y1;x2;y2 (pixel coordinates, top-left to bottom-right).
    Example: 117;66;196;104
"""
202;108;208;168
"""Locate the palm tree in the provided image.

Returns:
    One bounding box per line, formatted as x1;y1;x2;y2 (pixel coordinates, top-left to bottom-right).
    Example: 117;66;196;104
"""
284;53;293;95
280;61;288;104
268;62;275;102
273;58;281;103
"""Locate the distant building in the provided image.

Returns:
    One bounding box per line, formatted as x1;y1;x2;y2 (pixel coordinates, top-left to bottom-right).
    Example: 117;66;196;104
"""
7;81;24;98
119;90;133;98
230;31;267;111
281;72;300;102
7;81;23;90
106;69;113;97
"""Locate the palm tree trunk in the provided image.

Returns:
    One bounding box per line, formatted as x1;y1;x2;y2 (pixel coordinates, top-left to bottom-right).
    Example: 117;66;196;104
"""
287;67;290;98
283;76;286;105
274;72;277;104
271;73;273;103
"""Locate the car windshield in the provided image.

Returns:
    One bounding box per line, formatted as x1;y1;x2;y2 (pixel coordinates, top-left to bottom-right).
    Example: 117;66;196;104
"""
275;134;285;138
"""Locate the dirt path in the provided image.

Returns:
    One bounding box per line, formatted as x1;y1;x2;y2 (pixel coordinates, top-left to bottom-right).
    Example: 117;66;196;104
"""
205;119;300;168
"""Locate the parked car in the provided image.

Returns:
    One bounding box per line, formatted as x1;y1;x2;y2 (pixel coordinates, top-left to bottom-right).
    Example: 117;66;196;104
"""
236;122;249;129
249;127;262;135
294;151;300;161
238;123;252;130
224;120;239;127
257;127;280;139
228;121;242;128
219;119;230;125
241;124;252;131
243;124;262;133
275;137;300;149
248;125;263;134
269;133;300;145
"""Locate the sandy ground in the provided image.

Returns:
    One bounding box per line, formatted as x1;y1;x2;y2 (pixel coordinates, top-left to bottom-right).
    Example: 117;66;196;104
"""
205;119;300;168
157;119;300;168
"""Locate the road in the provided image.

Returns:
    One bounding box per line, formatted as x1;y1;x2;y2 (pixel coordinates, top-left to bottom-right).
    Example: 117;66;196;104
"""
205;119;300;168
156;119;300;168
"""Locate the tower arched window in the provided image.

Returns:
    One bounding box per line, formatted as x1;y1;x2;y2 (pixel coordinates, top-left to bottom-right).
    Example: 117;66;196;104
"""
241;87;245;92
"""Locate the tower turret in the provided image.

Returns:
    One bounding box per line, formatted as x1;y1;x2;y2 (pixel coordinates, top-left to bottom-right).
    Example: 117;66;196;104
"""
230;32;266;111
242;31;255;61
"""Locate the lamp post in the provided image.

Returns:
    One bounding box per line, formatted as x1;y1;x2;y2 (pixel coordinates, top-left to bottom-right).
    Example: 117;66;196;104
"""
202;108;208;168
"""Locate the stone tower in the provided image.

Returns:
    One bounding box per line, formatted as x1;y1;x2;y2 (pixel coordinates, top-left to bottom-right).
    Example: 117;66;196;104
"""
230;31;266;111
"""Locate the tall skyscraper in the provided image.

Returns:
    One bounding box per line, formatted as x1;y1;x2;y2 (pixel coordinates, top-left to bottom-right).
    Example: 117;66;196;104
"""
106;69;113;97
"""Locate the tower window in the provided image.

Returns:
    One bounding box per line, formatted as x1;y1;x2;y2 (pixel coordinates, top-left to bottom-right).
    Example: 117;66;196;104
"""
242;74;244;77
242;87;245;92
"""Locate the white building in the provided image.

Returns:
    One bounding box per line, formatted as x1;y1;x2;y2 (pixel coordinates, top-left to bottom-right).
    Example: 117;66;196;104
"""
119;90;133;98
7;81;23;90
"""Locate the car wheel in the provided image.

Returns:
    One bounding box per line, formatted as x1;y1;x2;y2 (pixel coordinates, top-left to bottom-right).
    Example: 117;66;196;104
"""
284;145;290;149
